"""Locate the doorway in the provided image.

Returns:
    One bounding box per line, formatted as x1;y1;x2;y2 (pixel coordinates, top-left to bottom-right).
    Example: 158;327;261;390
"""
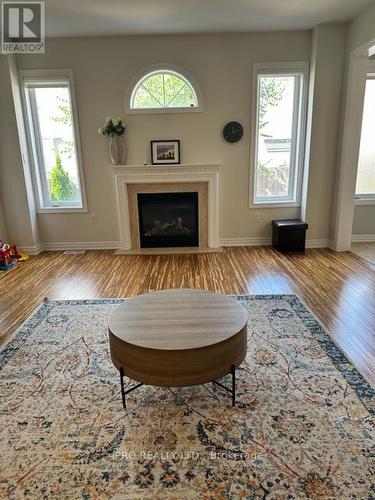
351;63;375;264
333;40;375;252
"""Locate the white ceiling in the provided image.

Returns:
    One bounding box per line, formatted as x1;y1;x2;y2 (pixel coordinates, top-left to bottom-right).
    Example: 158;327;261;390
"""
45;0;373;37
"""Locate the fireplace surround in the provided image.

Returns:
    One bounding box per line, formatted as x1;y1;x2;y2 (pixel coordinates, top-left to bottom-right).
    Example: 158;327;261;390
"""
110;164;220;253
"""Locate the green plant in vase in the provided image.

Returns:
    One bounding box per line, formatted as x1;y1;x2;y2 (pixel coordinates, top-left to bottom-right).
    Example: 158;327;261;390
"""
99;117;127;165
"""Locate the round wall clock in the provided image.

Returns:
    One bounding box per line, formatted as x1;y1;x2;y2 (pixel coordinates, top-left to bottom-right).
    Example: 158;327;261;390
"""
223;121;243;143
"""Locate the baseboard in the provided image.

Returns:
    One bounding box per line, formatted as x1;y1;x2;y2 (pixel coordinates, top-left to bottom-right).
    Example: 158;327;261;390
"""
219;237;271;247
20;237;331;255
18;243;44;255
42;241;121;251
19;241;121;255
220;237;330;249
305;239;330;249
351;234;375;243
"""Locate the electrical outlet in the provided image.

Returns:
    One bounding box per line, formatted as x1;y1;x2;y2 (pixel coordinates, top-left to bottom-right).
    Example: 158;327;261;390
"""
88;214;98;225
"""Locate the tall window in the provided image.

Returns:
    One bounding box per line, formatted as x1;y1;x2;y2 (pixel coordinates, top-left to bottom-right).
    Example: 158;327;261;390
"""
355;72;375;204
130;69;200;111
21;70;86;211
251;63;308;206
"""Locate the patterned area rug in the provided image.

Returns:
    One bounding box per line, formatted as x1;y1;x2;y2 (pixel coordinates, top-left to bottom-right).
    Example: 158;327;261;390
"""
1;295;374;499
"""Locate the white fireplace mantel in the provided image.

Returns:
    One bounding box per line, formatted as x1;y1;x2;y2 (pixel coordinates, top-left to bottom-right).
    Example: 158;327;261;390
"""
110;163;221;251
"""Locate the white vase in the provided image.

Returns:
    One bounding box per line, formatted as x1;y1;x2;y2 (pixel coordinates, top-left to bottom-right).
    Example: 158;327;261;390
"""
109;135;126;165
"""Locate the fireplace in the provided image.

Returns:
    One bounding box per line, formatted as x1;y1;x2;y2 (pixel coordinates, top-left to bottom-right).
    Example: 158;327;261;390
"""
137;192;199;248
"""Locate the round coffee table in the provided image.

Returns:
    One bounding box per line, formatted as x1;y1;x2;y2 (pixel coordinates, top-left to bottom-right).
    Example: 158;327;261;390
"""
108;289;248;407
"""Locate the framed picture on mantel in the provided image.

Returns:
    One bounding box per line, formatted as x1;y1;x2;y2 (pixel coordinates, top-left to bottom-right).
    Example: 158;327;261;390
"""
151;140;180;165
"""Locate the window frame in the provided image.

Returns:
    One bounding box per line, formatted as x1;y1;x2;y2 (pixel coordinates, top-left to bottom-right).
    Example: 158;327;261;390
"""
355;64;375;206
249;62;309;208
19;68;87;213
127;65;203;114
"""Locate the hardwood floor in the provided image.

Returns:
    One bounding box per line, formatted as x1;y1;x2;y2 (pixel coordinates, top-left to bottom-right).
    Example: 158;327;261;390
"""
1;247;374;386
352;242;375;266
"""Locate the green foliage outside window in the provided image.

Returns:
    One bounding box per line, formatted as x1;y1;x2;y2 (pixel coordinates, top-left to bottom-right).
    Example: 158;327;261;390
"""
133;72;197;108
257;77;287;192
49;151;79;202
51;95;74;157
259;77;285;130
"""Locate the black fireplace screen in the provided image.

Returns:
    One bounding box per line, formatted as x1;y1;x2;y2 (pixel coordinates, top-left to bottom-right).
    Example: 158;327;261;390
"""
137;192;199;248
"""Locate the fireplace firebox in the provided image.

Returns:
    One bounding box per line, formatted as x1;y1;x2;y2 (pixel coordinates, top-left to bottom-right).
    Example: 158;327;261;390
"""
137;192;199;248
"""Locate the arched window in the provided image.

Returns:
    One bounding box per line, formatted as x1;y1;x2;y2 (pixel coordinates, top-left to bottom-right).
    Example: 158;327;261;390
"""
129;69;200;111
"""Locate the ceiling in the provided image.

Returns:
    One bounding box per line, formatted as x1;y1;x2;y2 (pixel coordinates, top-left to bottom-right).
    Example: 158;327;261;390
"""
45;0;373;37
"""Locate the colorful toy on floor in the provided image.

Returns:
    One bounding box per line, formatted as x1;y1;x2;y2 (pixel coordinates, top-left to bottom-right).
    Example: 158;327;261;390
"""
0;240;28;270
0;241;12;267
18;251;30;262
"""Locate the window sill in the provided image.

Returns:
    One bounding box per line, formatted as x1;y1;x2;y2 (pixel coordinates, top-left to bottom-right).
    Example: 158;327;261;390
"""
37;207;87;214
355;199;375;206
249;201;301;209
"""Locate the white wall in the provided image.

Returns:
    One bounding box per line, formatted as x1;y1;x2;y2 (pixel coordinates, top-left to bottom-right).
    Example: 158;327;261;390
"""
353;206;375;235
0;29;348;247
0;190;8;241
17;33;309;245
0;56;37;247
304;24;347;241
348;2;375;51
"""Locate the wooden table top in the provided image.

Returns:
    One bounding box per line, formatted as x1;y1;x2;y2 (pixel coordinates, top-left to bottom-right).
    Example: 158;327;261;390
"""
108;289;248;350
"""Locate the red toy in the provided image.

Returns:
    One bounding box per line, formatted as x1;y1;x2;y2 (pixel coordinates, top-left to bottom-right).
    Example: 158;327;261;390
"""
0;240;26;270
10;244;21;260
0;242;12;266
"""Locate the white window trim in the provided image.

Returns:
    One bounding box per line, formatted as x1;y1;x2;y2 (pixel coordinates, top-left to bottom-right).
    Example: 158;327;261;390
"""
19;68;88;214
355;196;375;206
126;64;203;114
355;65;375;205
249;62;309;208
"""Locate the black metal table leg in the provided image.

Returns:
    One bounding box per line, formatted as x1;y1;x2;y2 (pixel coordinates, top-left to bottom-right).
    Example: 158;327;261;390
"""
118;367;144;409
119;367;126;408
231;364;236;406
119;366;237;408
212;364;237;406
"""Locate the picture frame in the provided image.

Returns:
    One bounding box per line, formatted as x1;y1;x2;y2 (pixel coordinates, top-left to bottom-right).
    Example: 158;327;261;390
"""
151;140;180;165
